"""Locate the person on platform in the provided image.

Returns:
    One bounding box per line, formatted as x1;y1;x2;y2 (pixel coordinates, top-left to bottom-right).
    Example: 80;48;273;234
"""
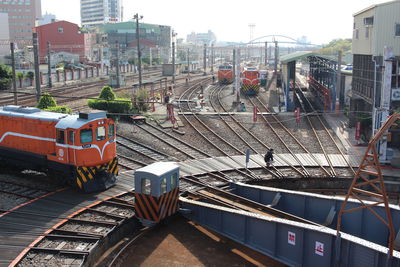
264;148;274;166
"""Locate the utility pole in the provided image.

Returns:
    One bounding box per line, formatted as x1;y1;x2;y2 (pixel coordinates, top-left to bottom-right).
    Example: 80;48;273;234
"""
187;48;190;73
33;32;41;102
264;42;268;66
134;13;143;89
10;42;17;105
335;50;342;111
274;41;278;73
376;46;393;163
233;48;236;95
203;43;207;75
115;41;120;88
47;41;52;88
211;43;214;73
172;41;175;84
149;47;152;67
236;48;241;104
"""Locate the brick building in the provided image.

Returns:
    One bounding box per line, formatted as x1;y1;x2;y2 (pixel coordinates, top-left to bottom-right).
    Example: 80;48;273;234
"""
34;21;86;64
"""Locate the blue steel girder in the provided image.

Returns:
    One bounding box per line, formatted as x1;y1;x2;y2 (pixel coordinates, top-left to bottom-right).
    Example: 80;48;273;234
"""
181;198;400;267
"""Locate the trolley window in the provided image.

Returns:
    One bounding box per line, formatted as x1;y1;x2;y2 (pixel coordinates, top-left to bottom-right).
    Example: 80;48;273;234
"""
56;129;65;144
80;129;93;143
108;124;115;138
96;126;106;141
171;173;178;189
141;178;151;194
68;131;74;144
160;177;167;194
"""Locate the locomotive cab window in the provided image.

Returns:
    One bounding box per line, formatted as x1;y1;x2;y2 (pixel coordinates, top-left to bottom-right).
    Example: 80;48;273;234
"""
108;124;115;138
96;126;106;141
68;131;74;144
56;129;65;144
171;173;178;189
141;178;151;194
160;177;167;194
80;129;93;143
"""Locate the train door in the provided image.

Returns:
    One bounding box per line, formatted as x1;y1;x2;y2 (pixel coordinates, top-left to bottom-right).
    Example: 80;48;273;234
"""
55;128;68;163
67;129;76;165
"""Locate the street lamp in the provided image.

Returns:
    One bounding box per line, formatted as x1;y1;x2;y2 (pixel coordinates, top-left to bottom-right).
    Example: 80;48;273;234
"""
134;13;143;89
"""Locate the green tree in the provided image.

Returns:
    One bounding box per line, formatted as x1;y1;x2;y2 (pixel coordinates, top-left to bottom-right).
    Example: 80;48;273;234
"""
0;63;12;90
16;72;24;88
319;38;352;55
37;92;57;109
26;71;34;86
99;86;116;100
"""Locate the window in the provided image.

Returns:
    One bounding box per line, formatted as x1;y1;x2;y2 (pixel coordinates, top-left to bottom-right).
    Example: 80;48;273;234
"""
363;17;374;25
58;27;63;33
365;27;369;38
355;29;359;39
108;124;115;138
80;129;92;143
96;126;106;141
141;178;151;194
396;24;400;37
160;177;167;194
68;131;74;144
171;173;178;189
56;129;65;144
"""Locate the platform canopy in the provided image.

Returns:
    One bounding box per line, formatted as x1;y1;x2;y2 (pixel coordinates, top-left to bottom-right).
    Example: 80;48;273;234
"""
280;51;336;64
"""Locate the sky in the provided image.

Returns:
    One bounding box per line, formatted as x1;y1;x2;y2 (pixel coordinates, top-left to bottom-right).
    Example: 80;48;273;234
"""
41;0;391;45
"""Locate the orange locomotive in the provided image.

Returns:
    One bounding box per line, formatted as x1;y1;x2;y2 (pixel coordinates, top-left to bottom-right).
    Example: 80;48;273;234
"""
241;67;260;95
0;106;118;192
217;64;233;84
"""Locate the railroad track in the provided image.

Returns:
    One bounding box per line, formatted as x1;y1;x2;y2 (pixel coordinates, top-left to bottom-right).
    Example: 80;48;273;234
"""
295;83;356;177
176;79;261;181
14;190;137;266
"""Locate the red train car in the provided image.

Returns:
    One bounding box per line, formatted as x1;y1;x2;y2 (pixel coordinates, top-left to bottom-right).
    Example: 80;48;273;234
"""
0;106;118;192
241;67;260;95
218;64;233;84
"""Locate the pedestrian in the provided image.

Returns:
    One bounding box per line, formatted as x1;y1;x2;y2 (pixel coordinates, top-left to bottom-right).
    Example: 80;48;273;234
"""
212;75;215;83
264;148;274;166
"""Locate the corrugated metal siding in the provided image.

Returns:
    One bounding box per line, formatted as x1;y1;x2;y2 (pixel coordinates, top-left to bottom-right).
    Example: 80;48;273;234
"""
352;9;375;55
373;2;400;56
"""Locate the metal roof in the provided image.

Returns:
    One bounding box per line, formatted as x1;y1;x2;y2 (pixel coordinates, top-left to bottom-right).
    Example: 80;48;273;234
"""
280;51;337;64
135;162;179;177
280;51;314;64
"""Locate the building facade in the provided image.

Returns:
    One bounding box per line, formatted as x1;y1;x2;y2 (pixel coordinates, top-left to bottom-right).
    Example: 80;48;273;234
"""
37;12;56;26
91;21;172;64
80;0;121;28
0;0;41;40
34;21;86;64
186;30;216;46
350;0;400;129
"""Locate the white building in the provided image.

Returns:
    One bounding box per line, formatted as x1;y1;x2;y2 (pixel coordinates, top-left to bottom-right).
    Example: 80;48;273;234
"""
38;12;56;26
80;0;122;28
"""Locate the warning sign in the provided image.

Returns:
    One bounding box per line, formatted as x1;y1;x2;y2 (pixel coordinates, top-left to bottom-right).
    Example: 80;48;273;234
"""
315;241;324;256
288;231;296;245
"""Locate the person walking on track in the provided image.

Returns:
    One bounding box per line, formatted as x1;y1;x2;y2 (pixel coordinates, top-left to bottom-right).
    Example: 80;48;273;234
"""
264;148;274;166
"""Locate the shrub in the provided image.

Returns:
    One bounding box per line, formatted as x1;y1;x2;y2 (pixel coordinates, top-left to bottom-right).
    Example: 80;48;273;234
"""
44;106;72;114
88;98;131;114
99;86;116;100
37;93;57;109
0;63;12;90
133;89;149;112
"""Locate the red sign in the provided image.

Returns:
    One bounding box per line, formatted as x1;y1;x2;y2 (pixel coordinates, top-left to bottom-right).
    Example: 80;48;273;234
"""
288;231;296;245
253;106;258;122
295;107;301;124
355;122;361;140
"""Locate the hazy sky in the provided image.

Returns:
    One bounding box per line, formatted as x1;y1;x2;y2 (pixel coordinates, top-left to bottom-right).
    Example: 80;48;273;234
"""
41;0;390;45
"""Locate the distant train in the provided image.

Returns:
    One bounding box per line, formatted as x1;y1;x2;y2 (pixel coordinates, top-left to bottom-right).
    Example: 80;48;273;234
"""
0;106;118;192
241;67;260;95
259;70;268;87
218;64;233;84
